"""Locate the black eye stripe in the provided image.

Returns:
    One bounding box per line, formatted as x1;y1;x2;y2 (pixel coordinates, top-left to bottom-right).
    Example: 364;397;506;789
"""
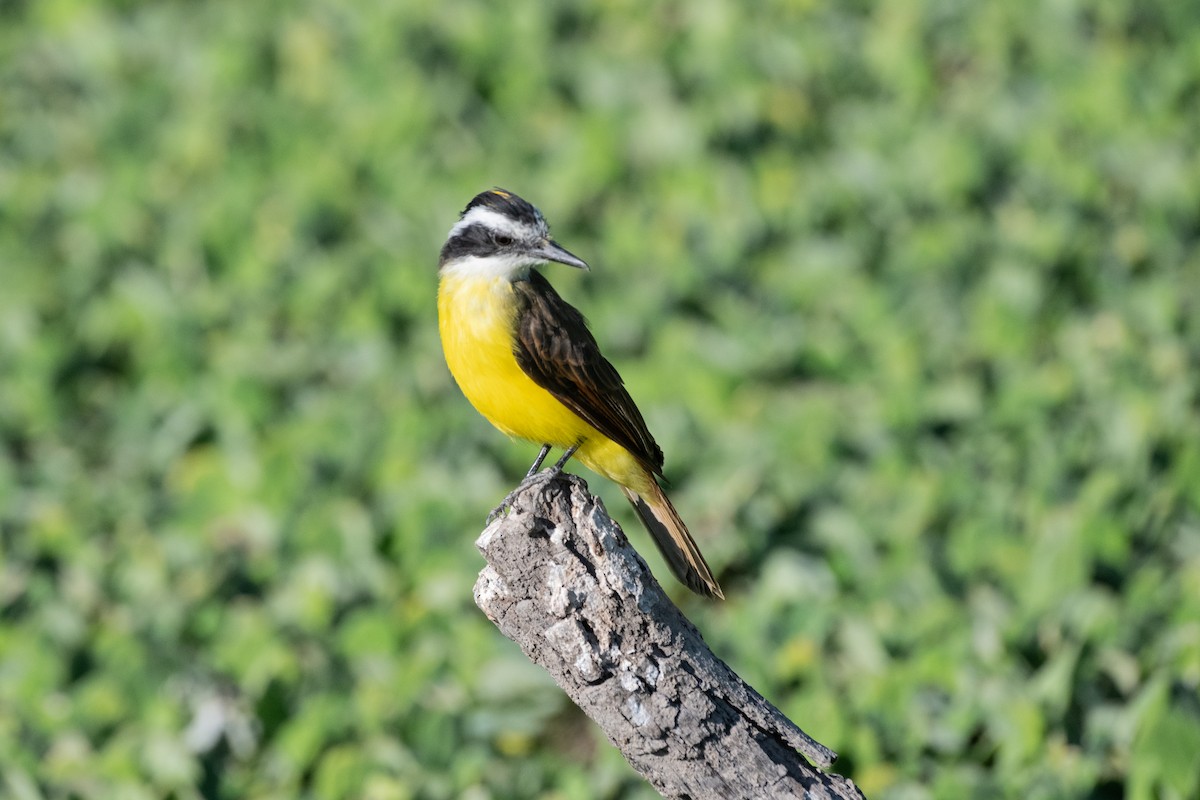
439;222;518;264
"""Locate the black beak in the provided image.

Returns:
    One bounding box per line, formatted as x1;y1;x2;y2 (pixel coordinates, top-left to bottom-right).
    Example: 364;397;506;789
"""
531;239;589;270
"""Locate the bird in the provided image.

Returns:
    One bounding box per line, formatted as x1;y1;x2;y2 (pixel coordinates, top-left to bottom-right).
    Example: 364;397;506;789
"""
437;188;723;599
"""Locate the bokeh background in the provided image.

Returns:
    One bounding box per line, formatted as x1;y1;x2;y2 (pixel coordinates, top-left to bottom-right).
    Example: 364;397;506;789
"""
3;1;1199;798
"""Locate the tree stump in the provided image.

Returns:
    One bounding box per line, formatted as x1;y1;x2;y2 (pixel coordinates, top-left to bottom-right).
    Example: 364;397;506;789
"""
473;471;866;800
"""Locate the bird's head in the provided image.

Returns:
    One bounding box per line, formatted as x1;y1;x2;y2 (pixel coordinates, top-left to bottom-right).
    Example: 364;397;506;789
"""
438;188;588;278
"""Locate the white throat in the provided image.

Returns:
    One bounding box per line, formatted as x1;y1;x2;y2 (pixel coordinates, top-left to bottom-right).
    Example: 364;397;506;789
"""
439;252;534;281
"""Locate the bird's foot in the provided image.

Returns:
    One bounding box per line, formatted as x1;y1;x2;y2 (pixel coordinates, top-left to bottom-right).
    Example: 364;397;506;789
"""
485;465;569;525
523;444;552;479
548;443;579;475
486;485;520;525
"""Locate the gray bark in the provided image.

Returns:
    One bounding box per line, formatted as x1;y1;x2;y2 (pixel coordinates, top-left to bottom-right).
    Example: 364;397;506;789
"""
474;472;867;800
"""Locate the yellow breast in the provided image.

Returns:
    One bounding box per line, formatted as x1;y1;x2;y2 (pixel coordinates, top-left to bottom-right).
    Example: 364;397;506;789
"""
438;274;598;448
438;272;648;489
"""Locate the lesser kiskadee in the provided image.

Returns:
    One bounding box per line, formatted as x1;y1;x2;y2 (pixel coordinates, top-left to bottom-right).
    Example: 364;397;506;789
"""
437;188;723;599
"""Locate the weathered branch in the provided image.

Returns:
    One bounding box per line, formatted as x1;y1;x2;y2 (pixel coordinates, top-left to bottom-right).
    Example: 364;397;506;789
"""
473;471;867;800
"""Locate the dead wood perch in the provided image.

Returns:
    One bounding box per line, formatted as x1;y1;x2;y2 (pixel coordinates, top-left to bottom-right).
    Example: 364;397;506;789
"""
473;471;867;800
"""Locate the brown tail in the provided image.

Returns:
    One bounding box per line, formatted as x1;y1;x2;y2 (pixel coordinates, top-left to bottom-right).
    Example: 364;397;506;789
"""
621;481;724;599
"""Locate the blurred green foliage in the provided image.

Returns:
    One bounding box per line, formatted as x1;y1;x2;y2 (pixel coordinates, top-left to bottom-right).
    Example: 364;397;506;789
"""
2;0;1199;798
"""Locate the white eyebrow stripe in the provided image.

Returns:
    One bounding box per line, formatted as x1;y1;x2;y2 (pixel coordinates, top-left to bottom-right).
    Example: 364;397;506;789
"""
448;206;529;240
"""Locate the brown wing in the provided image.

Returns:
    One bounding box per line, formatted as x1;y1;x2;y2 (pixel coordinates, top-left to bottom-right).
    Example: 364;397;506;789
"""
512;271;664;475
